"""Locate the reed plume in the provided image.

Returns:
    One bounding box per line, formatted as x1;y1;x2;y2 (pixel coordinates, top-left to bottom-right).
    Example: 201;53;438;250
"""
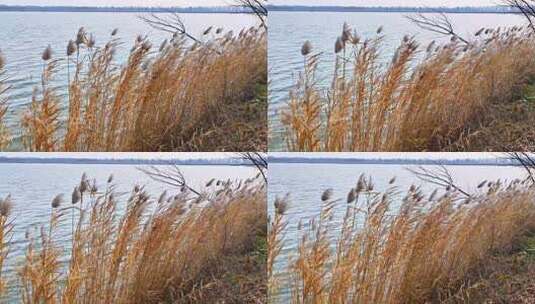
0;195;13;297
11;25;267;152
21;48;61;152
2;171;266;303
270;175;535;303
282;24;535;151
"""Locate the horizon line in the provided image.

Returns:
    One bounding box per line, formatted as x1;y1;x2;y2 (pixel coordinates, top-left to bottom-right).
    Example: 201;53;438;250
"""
0;4;510;9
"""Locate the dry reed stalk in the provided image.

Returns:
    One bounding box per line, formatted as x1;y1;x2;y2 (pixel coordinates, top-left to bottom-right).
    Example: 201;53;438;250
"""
0;25;265;151
0;195;14;297
7;26;266;152
268;195;289;300
282;25;535;151
21;49;61;152
271;175;535;303
2;171;266;303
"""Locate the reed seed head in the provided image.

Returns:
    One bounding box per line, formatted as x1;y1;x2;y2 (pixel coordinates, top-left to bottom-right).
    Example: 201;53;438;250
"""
351;30;360;45
356;176;365;193
80;176;88;193
76;27;87;46
90;180;98;194
321;189;333;201
87;34;96;48
141;41;152;52
72;187;81;204
216;27;223;34
342;22;351;43
66;40;76;56
158;191;167;204
111;28;119;36
335;37;344;54
0;50;5;70
159;39;168;52
108;174;114;183
377;26;384;34
203;26;213;36
426;40;436;53
429;189;438;201
274;196;288;215
51;194;63;209
301;40;312;56
0;195;13;217
206;178;216;187
42;45;53;61
347;188;356;204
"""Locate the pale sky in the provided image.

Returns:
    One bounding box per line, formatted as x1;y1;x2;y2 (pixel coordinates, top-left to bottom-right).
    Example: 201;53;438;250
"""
0;0;230;7
0;0;501;7
271;0;500;7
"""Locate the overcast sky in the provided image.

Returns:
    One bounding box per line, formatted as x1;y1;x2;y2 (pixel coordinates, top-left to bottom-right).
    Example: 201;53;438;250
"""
0;0;501;7
270;0;500;6
0;0;230;6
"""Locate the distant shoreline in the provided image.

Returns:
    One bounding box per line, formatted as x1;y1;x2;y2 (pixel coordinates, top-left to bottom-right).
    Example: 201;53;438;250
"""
0;5;518;14
268;156;516;166
268;5;516;14
0;5;250;14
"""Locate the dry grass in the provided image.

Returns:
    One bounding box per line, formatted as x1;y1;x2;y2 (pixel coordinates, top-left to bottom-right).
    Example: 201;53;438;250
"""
442;233;535;304
269;174;535;303
2;25;266;152
441;82;535;151
282;24;535;151
0;171;266;303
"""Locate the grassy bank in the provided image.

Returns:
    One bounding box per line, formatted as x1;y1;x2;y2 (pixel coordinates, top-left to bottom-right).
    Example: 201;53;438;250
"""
444;233;535;303
269;173;535;303
442;80;535;151
0;170;267;303
282;24;535;152
0;25;267;152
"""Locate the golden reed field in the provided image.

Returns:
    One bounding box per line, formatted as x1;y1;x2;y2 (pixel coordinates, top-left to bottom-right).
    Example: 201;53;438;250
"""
0;25;267;152
282;24;535;152
269;168;535;303
0;169;267;303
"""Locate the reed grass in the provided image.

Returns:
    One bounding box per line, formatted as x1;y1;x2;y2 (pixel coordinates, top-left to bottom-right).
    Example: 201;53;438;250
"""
269;175;535;303
3;25;266;152
282;24;535;151
0;172;266;303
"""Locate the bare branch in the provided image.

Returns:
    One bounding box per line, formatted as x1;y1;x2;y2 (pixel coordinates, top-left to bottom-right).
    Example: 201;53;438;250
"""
407;165;471;197
504;0;535;32
139;12;204;45
234;0;268;28
506;151;535;184
237;152;268;183
138;165;201;196
406;12;469;45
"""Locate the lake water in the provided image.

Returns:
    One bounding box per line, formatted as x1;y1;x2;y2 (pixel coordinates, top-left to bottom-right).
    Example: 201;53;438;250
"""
268;162;527;302
0;161;257;300
268;12;526;151
0;12;258;149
